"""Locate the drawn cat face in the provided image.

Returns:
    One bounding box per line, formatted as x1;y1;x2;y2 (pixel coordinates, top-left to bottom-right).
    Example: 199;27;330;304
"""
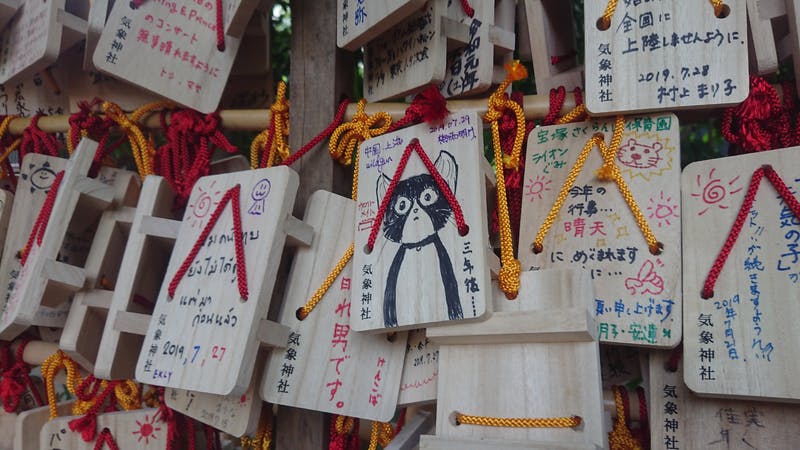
617;138;663;169
377;150;458;246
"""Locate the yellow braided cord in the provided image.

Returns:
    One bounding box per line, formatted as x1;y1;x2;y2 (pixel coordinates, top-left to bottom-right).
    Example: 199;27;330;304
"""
41;350;82;420
599;0;618;29
368;421;394;450
0;116;21;174
251;81;290;168
114;380;141;410
608;386;642;450
329;99;391;196
710;0;725;16
556;103;587;125
532;116;661;255
103;102;152;177
456;413;582;429
491;120;521;298
241;407;273;449
66;128;89;155
595;117;662;254
142;385;161;408
483;61;528;299
335;415;355;435
297;243;354;320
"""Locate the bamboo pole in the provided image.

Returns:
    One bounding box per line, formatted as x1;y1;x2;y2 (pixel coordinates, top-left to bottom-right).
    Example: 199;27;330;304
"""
5;93;578;135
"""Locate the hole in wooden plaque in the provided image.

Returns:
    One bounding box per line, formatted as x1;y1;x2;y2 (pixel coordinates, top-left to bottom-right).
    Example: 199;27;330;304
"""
596;17;611;31
715;4;730;18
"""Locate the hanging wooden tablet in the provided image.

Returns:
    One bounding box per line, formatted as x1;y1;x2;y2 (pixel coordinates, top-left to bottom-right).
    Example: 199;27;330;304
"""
397;329;439;407
83;0;114;71
13;402;74;450
337;0;426;51
262;191;407;422
363;0;448;102
40;408;163;450
351;111;493;333
583;0;748;115
782;1;800;94
0;189;13;262
420;269;605;450
134;166;304;395
0;66;69;117
522;0;583;93
0;0;19;30
0;0;87;84
437;0;514;99
166;355;263;437
682;146;800;401
95;156;249;381
746;0;782;75
92;0;254;113
58;172;142;372
386;409;435;450
0;141;131;340
649;350;800;450
518;115;682;348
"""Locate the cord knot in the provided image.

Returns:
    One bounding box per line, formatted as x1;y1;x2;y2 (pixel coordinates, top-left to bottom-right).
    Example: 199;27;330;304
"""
498;258;521;299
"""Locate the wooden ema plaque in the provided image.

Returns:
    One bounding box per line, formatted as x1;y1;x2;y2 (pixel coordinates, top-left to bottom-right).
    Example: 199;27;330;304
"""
0;140;124;340
649;350;800;450
0;0;19;30
397;328;439;407
58;171;142;372
0;0;87;84
351;111;494;333
92;0;255;113
13;402;74;450
337;0;426;51
363;0;515;102
0;155;67;333
437;0;514;99
682;147;800;401
521;0;583;93
40;408;163;450
166;357;263;437
518;115;682;348
420;269;604;450
134;167;304;395
0;65;69;117
583;0;748;115
262;191;407;422
95;156;249;381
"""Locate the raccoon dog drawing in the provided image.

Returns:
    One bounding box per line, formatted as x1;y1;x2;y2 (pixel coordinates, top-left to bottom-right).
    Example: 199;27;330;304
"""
376;150;463;327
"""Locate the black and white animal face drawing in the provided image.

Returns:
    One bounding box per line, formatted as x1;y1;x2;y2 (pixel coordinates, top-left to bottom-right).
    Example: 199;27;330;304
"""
376;150;463;327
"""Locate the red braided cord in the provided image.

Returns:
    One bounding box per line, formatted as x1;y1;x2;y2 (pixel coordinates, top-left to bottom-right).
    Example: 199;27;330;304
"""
156;388;181;450
215;0;225;51
366;139;469;251
281;98;351;167
490;92;525;241
328;416;360;450
20;114;60;160
75;375;104;402
156;110;237;207
184;414;197;450
93;428;120;450
20;170;65;266
550;52;576;65
665;342;682;372
702;165;800;299
386;86;449;132
69;380;121;442
636;386;650;450
0;339;44;412
619;385;631;425
460;0;475;17
573;86;584;107
168;184;248;300
394;408;407;436
721;76;786;153
543;86;566;126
